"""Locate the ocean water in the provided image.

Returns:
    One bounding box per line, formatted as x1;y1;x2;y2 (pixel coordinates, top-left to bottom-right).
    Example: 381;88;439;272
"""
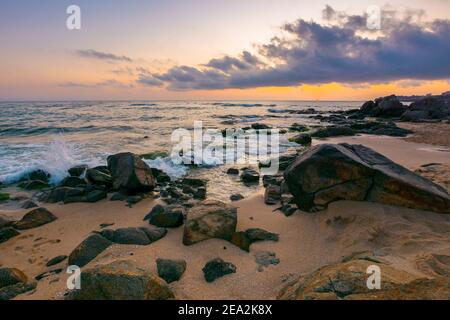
0;101;362;200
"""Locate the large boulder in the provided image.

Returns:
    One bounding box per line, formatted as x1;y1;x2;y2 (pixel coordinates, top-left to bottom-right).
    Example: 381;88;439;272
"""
107;153;156;194
68;234;112;268
183;200;237;245
284;144;450;213
67;260;174;300
401;97;450;122
0;268;28;289
14;208;57;230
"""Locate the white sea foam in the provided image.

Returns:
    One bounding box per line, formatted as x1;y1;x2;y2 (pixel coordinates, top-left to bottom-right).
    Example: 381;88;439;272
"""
143;157;188;179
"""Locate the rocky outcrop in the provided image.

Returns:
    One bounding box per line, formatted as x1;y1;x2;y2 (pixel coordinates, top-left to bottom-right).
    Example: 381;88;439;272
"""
277;257;450;300
107;152;156;194
156;259;187;283
0;268;36;300
67;260;174;300
68;234;112;268
202;258;236;283
183;200;237;245
284;144;450;213
401;97;450;122
359;95;407;118
14;208;57;230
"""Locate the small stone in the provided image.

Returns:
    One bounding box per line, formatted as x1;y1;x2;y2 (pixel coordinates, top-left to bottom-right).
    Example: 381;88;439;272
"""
226;168;239;175
46;255;68;267
156;259;187;283
230;194;244;201
202;258;236;283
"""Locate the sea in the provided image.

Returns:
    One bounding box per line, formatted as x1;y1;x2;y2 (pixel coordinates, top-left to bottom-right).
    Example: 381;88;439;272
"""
0;101;362;201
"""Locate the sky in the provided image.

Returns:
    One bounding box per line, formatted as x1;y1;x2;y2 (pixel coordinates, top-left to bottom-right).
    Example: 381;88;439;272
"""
0;0;449;101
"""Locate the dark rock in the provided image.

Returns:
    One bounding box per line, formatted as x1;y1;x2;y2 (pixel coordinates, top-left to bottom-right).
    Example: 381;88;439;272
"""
85;190;107;203
284;143;450;213
0;215;17;229
262;175;283;187
68;165;88;177
289;133;312;145
110;192;127;201
21;200;38;209
15;208;57;230
147;205;185;228
68;234;112;268
193;187;207;200
150;168;171;183
126;195;144;205
156;259;187;283
0;268;28;288
359;95;407;118
139;225;167;243
230;194;244;201
202;258;236;283
231;228;279;252
264;185;281;205
19;180;50;190
46;255;68;267
255;251;280;271
289;123;309;132
401;97;450;122
0;193;10;202
23;170;50;183
144;204;164;221
241;168;260;183
35;268;63;281
59;176;86;188
226;168;240;175
86;168;112;186
0;227;20;243
311;126;355;138
183;200;237;245
251;123;271;130
112;227;153;245
182;178;207;188
67;260;174;300
107;152;156;194
0;282;36;300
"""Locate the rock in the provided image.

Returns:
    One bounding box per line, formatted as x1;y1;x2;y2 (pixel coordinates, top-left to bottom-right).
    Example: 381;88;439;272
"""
144;204;164;220
21;200;38;209
311;126;355;138
139;225;167;242
112;227;154;245
46;255;68;267
262;175;283;187
15;207;57;230
147;205;185;228
193;187;207;200
226;168;239;175
86;168;112;186
359;95;407;118
182;178;207;188
0;193;10;202
126;195;143;205
156;259;187;283
289;123;309;132
68;165;88;177
349;121;412;137
202;258;236;283
59;176;86;188
255;251;280;271
23;169;50;183
183;200;237;245
264;185;281;205
0;268;28;289
107;152;156;194
276;258;450;300
289;133;312;145
110;192;127;201
284;143;450;213
401;97;450;122
85;190;107;203
68;234;112;268
0;215;17;229
67;260;174;300
251;123;271;130
231;228;279;252
35;268;63;281
19;180;50;190
0;282;37;300
150;168;171;183
241;168;260;183
0;227;20;243
230;194;244;201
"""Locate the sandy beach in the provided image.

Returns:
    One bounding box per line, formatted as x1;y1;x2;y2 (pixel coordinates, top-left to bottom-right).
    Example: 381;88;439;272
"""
1;123;450;300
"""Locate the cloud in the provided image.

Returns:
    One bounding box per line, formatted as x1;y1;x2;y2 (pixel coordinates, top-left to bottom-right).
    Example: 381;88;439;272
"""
75;49;133;62
142;6;450;91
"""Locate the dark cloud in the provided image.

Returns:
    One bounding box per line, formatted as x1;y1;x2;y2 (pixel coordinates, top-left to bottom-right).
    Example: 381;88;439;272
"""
141;6;450;91
75;49;133;62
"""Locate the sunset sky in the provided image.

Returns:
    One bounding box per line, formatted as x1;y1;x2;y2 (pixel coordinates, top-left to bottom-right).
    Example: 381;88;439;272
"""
0;0;449;101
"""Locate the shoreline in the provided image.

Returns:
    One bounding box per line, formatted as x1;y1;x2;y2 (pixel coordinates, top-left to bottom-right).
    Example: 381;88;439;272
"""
1;124;450;300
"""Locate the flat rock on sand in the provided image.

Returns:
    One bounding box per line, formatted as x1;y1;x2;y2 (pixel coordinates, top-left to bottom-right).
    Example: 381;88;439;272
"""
14;208;57;230
68;260;174;300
